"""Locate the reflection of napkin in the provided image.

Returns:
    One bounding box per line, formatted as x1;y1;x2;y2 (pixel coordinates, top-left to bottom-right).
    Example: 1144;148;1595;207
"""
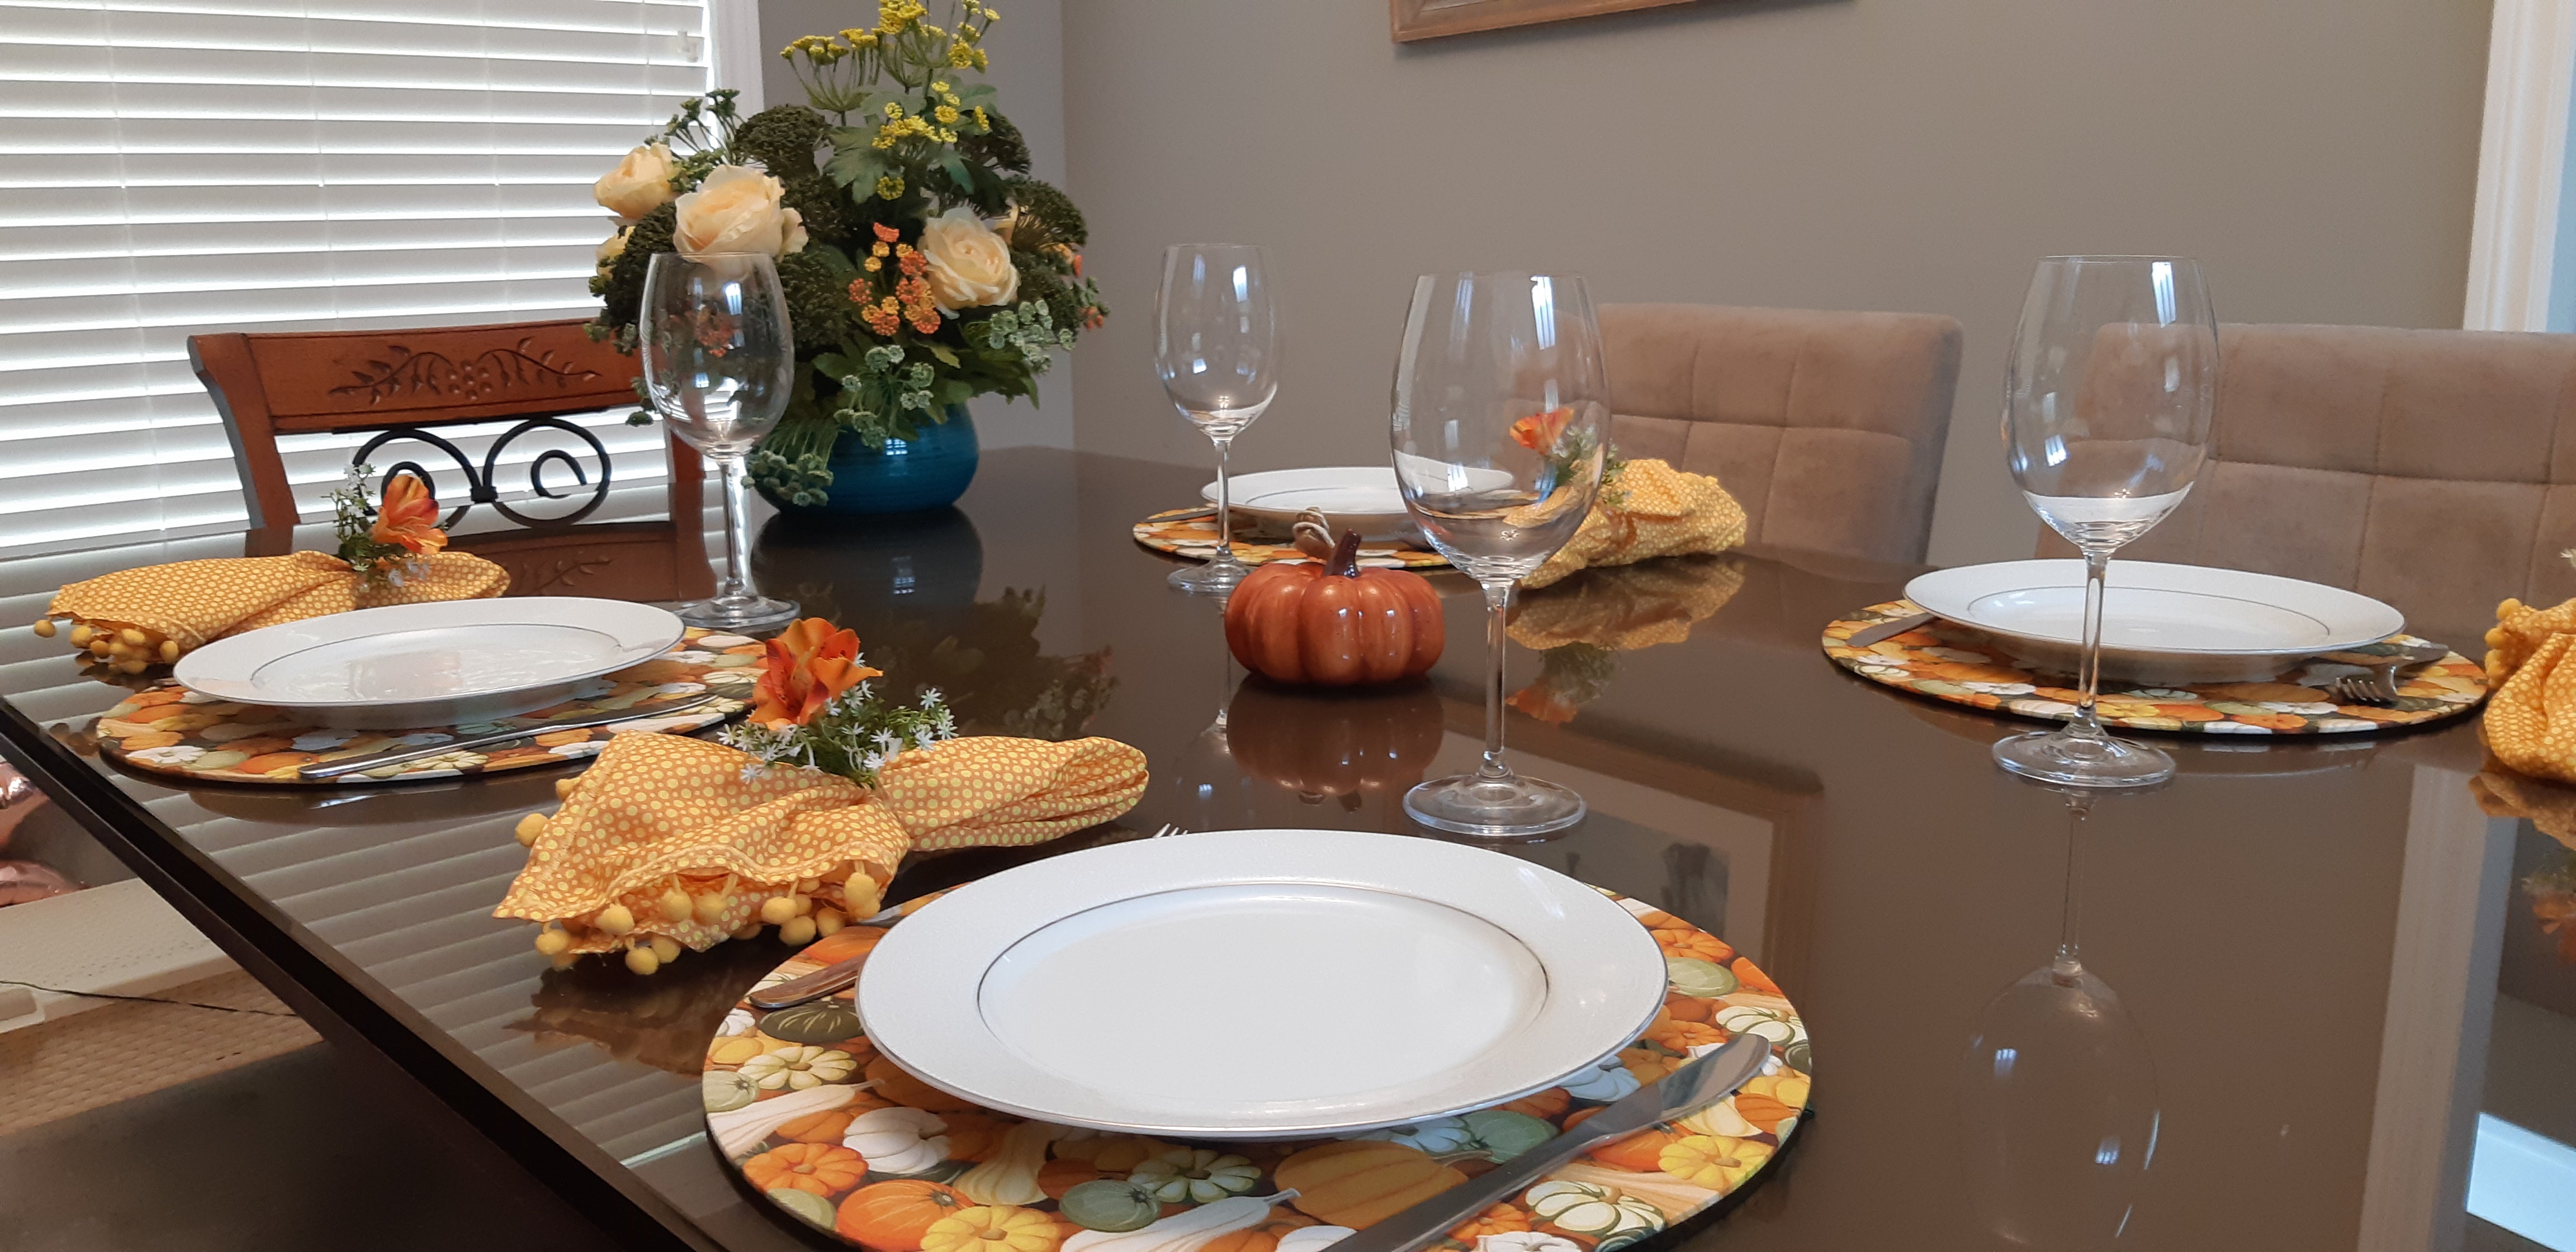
2471;761;2576;854
1505;557;1745;725
2483;597;2576;785
45;551;509;655
495;732;1147;958
1523;459;1746;591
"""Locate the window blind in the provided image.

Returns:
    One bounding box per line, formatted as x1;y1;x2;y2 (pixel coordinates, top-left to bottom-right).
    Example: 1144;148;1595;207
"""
0;0;712;553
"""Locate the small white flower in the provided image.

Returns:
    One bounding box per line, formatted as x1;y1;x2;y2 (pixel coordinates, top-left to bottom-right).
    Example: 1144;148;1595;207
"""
917;686;942;705
873;729;901;755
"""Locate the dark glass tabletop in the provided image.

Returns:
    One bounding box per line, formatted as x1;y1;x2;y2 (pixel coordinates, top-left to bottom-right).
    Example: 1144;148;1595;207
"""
0;448;2564;1251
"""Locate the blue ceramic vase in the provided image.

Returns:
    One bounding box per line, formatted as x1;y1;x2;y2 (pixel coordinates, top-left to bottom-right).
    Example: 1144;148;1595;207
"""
773;404;979;515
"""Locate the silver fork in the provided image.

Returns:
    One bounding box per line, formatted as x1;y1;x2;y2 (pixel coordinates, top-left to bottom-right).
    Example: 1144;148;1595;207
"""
2326;641;2448;706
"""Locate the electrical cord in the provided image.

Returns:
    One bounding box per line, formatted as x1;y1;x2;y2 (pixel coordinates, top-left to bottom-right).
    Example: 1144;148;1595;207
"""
0;978;297;1018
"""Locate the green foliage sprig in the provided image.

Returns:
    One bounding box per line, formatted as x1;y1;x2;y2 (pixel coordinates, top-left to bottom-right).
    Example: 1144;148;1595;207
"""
718;680;957;789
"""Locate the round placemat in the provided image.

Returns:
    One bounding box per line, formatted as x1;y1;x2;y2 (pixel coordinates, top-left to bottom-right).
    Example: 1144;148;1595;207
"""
1824;599;2487;734
704;886;1809;1251
1134;508;1448;570
83;628;756;785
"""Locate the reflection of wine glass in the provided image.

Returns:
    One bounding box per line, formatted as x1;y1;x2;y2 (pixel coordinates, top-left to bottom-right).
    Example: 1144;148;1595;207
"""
1157;244;1278;594
1959;794;2160;1248
1996;256;2217;789
1391;272;1608;837
641;252;799;632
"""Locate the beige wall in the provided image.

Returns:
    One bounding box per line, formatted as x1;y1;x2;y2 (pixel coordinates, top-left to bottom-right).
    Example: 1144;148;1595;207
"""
1060;0;2492;564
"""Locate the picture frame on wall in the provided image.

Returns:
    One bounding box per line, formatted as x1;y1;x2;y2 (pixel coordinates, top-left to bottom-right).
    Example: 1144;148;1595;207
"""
1390;0;1708;42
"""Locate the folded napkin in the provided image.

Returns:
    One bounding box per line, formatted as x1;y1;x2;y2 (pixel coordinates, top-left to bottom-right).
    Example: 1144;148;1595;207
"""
41;549;509;667
2482;596;2576;784
1523;458;1747;591
496;730;1147;970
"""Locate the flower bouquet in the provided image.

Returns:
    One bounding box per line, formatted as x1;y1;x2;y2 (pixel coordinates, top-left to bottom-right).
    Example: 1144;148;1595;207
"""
584;0;1102;508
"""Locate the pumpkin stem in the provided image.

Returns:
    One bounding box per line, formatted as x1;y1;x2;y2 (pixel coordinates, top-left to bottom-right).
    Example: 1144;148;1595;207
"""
1328;529;1363;578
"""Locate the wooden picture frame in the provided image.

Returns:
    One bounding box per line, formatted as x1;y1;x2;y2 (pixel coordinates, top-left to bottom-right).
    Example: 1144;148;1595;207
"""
1390;0;1707;42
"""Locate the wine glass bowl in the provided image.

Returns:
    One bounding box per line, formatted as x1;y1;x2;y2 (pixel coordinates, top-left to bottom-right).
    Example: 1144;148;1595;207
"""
641;251;799;632
1157;244;1278;594
1994;256;2218;789
1391;271;1609;837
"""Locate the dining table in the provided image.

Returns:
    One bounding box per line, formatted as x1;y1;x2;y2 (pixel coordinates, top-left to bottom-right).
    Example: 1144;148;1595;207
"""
0;447;2561;1252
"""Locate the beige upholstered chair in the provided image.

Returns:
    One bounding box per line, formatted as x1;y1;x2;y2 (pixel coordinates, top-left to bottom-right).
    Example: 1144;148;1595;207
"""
2044;323;2576;649
1597;303;1964;565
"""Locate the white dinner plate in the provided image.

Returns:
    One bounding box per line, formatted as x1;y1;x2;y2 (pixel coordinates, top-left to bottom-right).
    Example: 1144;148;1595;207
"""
857;828;1668;1139
1206;467;1416;539
1905;559;2405;685
174;597;684;728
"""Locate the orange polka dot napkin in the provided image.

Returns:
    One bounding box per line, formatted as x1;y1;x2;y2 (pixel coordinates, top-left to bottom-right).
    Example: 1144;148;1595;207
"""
2481;597;2576;785
45;550;509;654
495;729;1148;961
1523;458;1748;591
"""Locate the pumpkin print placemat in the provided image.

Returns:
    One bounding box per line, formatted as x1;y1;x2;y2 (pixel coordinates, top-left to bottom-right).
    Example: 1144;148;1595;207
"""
84;629;757;785
704;886;1808;1250
1823;600;2488;735
1134;508;1448;570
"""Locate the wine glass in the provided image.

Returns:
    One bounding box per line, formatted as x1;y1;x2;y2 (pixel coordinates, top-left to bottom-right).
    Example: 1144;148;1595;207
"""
1391;272;1608;837
641;252;799;632
1156;244;1278;594
1958;791;2160;1248
1997;256;2219;788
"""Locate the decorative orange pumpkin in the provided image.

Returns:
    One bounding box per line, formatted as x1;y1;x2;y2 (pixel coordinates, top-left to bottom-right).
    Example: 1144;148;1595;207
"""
1501;1088;1571;1120
1223;519;1444;687
1645;1018;1723;1052
867;1056;977;1112
837;1179;970;1250
941;1111;1006;1161
1274;1140;1469;1227
1225;676;1446;805
1037;1157;1103;1198
1660;991;1714;1024
1730;958;1781;995
1202;1211;1319;1252
775;1107;863;1144
1652;927;1734;964
1587;1127;1685;1172
1449;1203;1532;1240
746;1142;869;1197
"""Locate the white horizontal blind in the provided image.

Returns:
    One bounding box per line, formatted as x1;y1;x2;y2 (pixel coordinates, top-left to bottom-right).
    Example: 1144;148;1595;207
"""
0;0;711;553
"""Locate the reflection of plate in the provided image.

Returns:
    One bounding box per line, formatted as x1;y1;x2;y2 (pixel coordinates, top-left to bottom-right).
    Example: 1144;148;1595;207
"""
1206;467;1414;538
176;597;681;728
857;828;1667;1138
1905;560;2404;685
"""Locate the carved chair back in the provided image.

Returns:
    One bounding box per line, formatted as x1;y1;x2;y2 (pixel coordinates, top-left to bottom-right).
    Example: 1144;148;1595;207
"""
190;319;712;601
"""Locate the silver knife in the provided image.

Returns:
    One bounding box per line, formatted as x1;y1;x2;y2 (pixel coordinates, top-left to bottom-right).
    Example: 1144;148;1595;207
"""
1329;1032;1775;1252
296;693;720;780
747;952;870;1010
1844;610;1937;648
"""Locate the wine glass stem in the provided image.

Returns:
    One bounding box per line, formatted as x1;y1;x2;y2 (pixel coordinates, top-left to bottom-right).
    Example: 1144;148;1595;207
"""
2072;547;2111;738
2054;800;2088;981
717;451;755;604
1480;580;1516;781
1209;434;1238;572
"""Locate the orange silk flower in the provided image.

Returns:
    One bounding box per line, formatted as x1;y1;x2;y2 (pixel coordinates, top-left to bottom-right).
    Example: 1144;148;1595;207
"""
754;618;882;727
1510;406;1572;453
370;473;448;554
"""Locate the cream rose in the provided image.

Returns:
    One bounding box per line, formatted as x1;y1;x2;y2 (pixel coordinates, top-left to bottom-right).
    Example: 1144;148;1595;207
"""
594;142;677;220
671;165;808;261
918;206;1019;312
594;224;632;276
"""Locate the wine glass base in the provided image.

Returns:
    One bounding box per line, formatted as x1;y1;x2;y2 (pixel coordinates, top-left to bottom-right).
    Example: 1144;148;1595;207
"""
675;594;800;634
1169;560;1248;594
1992;728;2174;789
1404;772;1587;837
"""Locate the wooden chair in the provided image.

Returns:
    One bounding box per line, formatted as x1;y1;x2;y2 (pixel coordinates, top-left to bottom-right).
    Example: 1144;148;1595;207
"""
2035;323;2576;650
1598;303;1964;565
189;319;710;603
